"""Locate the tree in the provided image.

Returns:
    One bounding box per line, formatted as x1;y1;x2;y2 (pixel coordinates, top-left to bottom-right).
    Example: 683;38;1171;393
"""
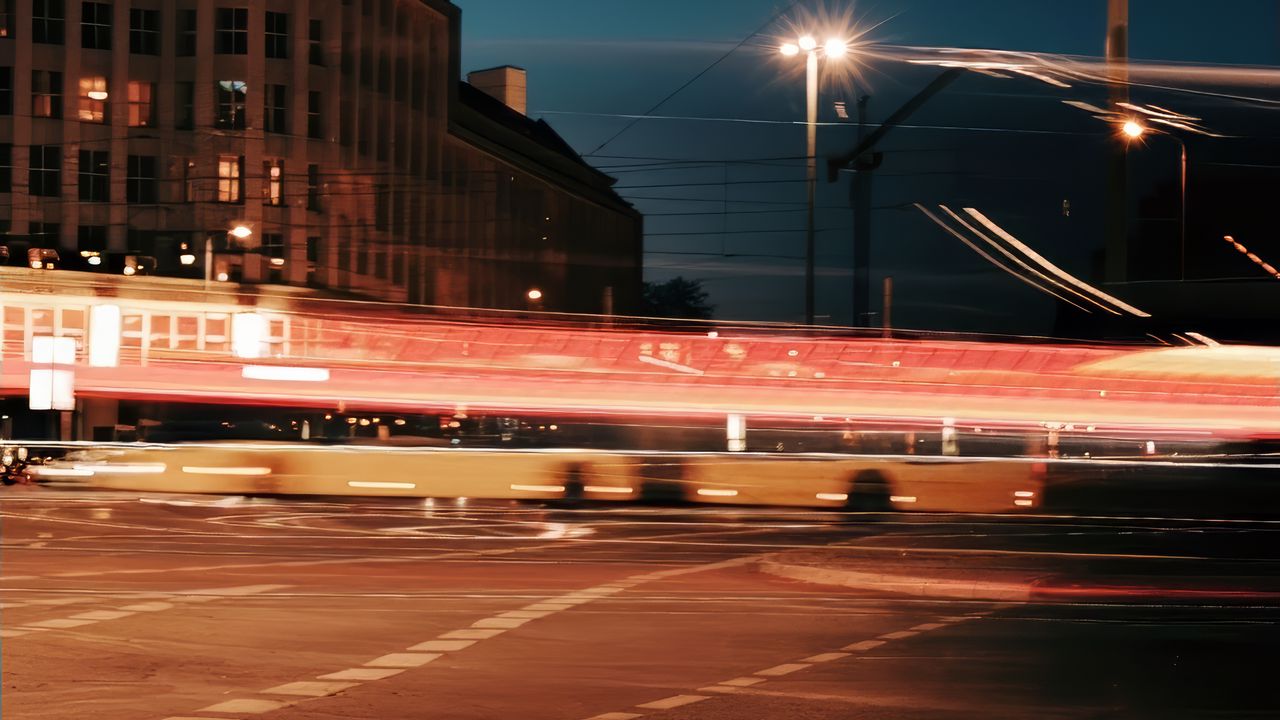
640;276;714;320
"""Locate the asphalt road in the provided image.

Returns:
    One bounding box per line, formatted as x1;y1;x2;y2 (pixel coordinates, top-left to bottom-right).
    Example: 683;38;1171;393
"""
3;490;1279;719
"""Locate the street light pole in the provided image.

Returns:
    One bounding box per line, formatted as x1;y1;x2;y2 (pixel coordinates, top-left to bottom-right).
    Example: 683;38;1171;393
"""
203;236;213;291
804;49;818;326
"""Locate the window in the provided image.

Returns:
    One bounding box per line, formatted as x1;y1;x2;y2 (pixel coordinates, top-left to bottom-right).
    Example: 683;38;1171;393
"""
0;144;10;193
308;20;324;66
29;222;61;247
264;84;286;133
265;11;287;58
0;67;11;115
217;155;243;203
264;159;283;206
126;81;153;127
78;225;107;253
32;70;63;118
175;81;194;129
262;232;284;258
29;145;62;197
78;149;109;201
306;164;320;211
181;158;195;201
78;75;108;123
129;8;159;55
176;9;196;55
307;91;322;139
126;155;157;203
214;7;246;54
214;80;246;130
33;0;65;44
0;0;13;39
81;2;111;50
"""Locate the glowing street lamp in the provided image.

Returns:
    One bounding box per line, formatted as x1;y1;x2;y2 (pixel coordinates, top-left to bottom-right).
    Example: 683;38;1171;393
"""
1118;118;1188;279
229;224;253;240
1121;119;1145;139
779;32;849;325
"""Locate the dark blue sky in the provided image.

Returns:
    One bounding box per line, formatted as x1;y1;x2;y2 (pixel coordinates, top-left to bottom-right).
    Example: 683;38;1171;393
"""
456;1;1280;332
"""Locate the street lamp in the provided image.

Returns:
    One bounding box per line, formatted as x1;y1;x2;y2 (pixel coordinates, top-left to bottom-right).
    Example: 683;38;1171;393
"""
1120;118;1188;280
779;33;847;325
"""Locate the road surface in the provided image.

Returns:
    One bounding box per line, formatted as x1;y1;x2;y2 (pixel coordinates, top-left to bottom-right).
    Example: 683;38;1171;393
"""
3;490;1278;719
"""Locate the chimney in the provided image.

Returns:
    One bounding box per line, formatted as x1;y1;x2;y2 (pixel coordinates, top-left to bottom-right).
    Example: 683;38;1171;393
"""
467;66;528;115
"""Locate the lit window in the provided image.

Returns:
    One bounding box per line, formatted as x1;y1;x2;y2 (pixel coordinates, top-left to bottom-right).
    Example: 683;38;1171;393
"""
217;155;243;203
32;70;63;118
214;7;247;55
215;80;247;130
81;2;111;50
264;159;284;206
127;81;153;127
129;8;160;55
265;11;287;59
33;0;65;45
78;75;108;123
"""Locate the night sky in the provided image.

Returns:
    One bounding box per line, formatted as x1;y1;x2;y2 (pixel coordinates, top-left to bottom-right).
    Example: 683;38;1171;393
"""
456;1;1280;334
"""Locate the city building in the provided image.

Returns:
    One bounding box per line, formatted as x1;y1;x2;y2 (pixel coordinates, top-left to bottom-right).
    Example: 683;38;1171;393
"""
0;0;642;314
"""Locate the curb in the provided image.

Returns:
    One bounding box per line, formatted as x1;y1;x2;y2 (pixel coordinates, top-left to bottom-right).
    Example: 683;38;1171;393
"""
757;557;1033;602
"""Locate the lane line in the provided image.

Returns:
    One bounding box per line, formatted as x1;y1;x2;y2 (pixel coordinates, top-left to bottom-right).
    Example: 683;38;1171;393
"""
364;653;441;668
584;714;645;720
262;681;359;697
636;695;710;710
800;652;850;663
198;698;291;714
718;676;767;687
755;663;811;677
880;630;918;640
841;639;886;651
317;668;405;681
407;640;475;652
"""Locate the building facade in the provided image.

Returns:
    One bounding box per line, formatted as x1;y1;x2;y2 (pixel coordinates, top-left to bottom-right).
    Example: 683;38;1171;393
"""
0;0;642;314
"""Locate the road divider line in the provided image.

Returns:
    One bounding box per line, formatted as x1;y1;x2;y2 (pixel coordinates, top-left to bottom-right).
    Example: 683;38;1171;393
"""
364;653;441;668
261;681;359;697
755;663;811;677
636;695;710;710
198;698;292;715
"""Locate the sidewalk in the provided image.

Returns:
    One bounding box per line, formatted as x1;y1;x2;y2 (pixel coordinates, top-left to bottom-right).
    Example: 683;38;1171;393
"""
757;546;1280;604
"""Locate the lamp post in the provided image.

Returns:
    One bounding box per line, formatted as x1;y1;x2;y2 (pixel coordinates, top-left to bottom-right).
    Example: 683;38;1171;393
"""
1121;120;1188;280
780;35;847;325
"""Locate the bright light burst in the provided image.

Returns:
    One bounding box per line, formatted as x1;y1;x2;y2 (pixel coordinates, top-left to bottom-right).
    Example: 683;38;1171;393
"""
772;2;889;96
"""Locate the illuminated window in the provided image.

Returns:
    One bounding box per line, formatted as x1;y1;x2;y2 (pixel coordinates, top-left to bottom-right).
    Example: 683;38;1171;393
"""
214;80;246;130
265;11;287;59
264;84;287;133
127;81;153;127
217;155;243;203
78;149;109;201
81;2;111;50
308;20;324;66
264;159;283;206
307;91;322;139
33;0;65;45
32;70;63;118
29;145;61;197
214;7;247;54
78;75;108;123
129;8;160;55
176;9;196;56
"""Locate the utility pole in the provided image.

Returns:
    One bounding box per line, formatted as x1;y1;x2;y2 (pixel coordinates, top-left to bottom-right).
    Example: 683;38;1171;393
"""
1104;0;1130;284
851;94;873;327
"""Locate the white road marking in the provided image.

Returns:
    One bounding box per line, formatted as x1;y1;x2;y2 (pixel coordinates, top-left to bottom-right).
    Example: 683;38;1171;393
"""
497;610;553;620
364;652;441;668
0;629;32;638
70;610;134;621
440;628;506;640
524;602;574;611
318;668;405;681
120;601;174;612
262;681;358;697
0;602;28;609
23;618;97;629
637;694;710;710
801;652;850;663
21;597;85;606
842;639;886;651
755;663;811;677
407;640;475;652
471;617;529;629
199;698;291;714
912;622;947;631
880;630;917;640
584;713;644;720
719;676;767;687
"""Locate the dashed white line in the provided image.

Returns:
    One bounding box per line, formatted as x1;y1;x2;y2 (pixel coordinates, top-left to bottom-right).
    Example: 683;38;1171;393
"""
636;695;710;710
70;610;134;621
801;652;850;663
199;698;292;714
471;617;530;629
440;628;506;640
584;713;645;720
842;639;886;651
262;680;359;697
718;676;767;687
880;630;918;640
318;668;405;681
755;663;811;677
364;652;441;668
407;639;476;652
